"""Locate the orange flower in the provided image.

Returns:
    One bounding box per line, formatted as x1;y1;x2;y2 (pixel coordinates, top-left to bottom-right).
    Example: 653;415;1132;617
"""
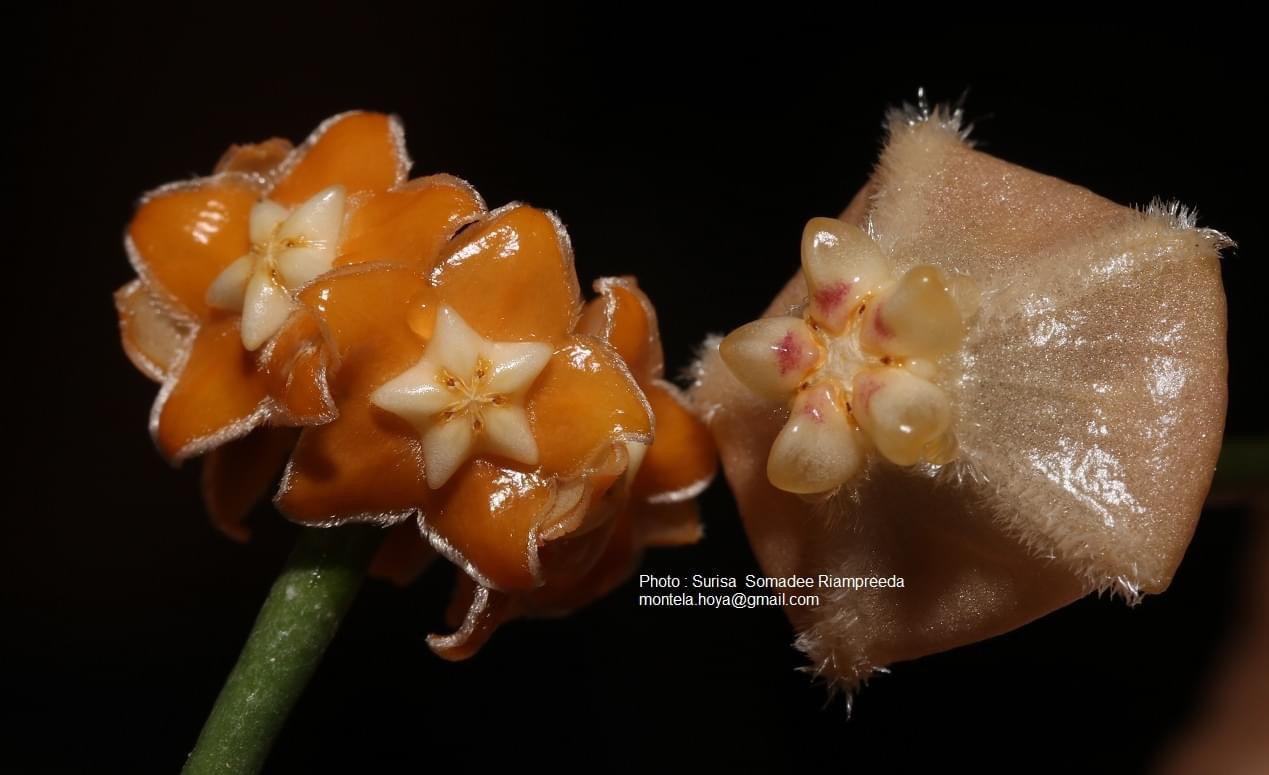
423;278;718;658
264;202;713;657
115;111;482;463
117;111;716;657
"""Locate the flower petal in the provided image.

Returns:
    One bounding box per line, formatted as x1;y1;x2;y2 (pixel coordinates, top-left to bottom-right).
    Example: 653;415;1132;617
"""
427;579;514;661
577;276;664;379
269;112;408;207
115;280;191;382
295;263;431;358
259;310;335;424
632;380;716;503
528;336;654;475
153;317;269;461
431;205;582;343
337;175;485;270
201;427;300;542
275;397;426;525
694;342;1086;687
214;138;293;175
277;266;434;524
368;520;437;587
421;460;557;591
127;174;260;318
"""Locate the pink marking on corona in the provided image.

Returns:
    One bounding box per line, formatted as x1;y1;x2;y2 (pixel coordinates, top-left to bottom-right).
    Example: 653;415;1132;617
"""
854;374;882;411
871;303;892;339
775;331;802;376
803;397;824;423
814;281;851;312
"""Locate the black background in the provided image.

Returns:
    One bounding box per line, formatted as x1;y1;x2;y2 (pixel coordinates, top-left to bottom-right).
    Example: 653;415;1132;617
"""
12;11;1264;774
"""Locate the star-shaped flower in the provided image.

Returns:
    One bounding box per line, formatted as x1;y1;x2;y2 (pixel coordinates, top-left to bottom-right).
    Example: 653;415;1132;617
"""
372;306;551;488
205;185;346;351
116;111;484;463
719;216;974;495
374;278;718;660
694;108;1229;690
274;204;655;603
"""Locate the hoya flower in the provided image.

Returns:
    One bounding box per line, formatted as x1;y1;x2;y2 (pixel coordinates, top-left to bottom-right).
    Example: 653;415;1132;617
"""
378;277;718;657
116;111;481;463
693;107;1229;689
269;202;714;657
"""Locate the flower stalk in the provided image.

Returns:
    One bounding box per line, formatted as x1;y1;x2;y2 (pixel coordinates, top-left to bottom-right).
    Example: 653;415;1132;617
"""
182;525;382;775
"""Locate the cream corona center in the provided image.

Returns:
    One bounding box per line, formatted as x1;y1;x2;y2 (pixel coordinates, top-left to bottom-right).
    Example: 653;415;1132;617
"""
720;217;978;495
371;305;552;490
205;185;347;351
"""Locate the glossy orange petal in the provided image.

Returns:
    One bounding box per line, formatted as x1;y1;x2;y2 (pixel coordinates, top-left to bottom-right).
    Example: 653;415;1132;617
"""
154;316;269;461
369;520;438;586
260;310;335;424
277;266;434;524
269;112;407;207
633;380;717;502
213;138;293;175
127;175;260;318
276;399;426;524
297;264;432;358
431;205;581;342
528;335;653;475
201;427;300;542
115;279;191;382
337;175;485;270
578;276;664;379
421;460;557;591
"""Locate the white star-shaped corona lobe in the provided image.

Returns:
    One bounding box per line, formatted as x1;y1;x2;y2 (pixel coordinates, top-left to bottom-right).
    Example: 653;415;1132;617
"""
205;185;346;350
371;306;553;489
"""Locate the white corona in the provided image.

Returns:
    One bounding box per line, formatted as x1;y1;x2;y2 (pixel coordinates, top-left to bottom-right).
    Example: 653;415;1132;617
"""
206;185;347;350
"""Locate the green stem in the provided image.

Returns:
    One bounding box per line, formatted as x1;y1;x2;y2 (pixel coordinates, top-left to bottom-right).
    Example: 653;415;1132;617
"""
183;525;381;775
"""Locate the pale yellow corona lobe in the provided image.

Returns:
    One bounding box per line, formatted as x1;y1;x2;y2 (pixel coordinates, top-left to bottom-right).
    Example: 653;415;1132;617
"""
717;317;823;401
801;217;887;333
719;219;977;495
206;185;347;350
371;306;551;489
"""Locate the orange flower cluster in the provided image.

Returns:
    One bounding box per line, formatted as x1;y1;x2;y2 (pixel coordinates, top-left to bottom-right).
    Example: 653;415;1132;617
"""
116;112;716;658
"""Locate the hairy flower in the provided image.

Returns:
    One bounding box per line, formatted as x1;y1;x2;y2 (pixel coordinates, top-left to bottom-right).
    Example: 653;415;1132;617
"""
693;107;1229;689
